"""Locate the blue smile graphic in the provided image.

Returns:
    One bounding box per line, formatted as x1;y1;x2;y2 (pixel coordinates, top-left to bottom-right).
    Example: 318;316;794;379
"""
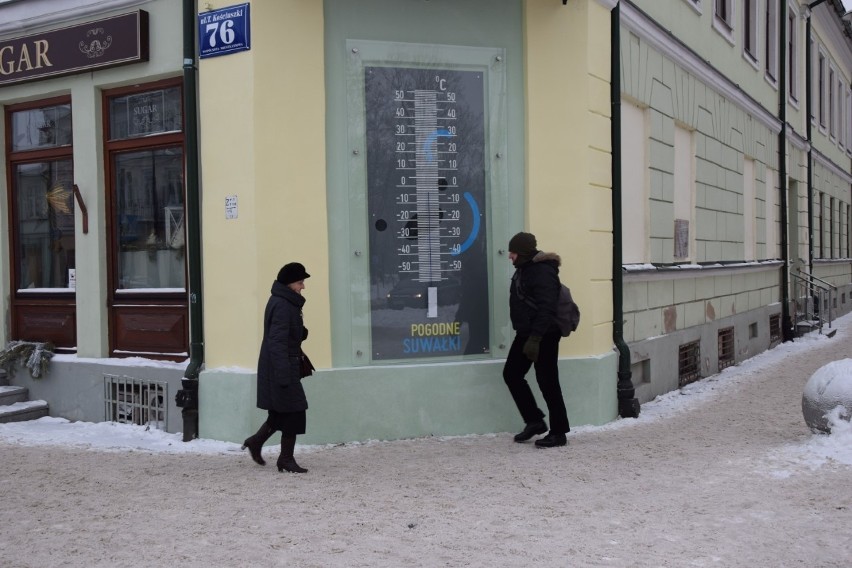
452;192;480;256
423;128;454;162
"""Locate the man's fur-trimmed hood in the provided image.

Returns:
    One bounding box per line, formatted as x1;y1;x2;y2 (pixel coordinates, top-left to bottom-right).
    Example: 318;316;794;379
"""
532;251;561;267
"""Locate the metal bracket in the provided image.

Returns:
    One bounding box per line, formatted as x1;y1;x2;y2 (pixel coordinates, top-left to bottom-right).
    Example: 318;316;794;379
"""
72;184;88;234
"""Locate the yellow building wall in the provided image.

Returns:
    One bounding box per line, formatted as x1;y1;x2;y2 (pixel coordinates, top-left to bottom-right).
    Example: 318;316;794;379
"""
199;0;329;369
524;0;614;357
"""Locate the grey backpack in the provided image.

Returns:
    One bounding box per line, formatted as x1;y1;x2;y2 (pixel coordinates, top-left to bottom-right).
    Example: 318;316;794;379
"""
515;276;581;337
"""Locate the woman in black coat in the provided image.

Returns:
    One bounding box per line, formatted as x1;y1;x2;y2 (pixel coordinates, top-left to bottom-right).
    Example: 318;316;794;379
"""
242;262;311;473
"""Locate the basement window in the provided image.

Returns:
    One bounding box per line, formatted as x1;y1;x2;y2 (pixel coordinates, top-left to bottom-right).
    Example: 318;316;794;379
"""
678;340;701;387
104;374;167;429
718;327;735;370
769;314;781;347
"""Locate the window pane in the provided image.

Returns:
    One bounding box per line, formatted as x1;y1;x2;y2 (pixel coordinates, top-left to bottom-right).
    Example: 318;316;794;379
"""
15;160;75;289
115;148;185;290
11;104;72;152
109;86;182;140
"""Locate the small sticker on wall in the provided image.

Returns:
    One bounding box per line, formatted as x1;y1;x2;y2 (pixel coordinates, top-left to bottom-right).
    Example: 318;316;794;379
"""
68;269;76;289
225;195;238;219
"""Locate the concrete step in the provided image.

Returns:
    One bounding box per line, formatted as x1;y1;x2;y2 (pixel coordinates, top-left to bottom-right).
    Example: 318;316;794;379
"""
0;400;49;423
0;385;28;405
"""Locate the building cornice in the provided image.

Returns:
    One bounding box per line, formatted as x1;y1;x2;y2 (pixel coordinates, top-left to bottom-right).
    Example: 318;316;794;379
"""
813;4;852;67
620;1;782;136
0;0;148;36
813;147;852;183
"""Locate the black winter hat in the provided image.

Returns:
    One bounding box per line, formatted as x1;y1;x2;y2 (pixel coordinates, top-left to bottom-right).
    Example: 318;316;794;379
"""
277;262;310;285
508;232;538;257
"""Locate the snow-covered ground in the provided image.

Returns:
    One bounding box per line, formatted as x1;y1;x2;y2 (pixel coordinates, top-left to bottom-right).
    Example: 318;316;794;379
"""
1;315;851;567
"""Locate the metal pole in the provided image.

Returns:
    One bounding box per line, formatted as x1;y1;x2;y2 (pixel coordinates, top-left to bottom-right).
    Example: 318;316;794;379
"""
176;0;203;441
611;2;639;418
806;0;828;275
779;0;794;342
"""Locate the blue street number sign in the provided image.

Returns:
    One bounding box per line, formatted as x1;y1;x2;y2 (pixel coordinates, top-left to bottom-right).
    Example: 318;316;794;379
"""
198;3;250;59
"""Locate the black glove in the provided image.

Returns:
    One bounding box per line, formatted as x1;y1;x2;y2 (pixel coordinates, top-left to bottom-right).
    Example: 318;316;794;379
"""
302;327;309;341
522;336;541;362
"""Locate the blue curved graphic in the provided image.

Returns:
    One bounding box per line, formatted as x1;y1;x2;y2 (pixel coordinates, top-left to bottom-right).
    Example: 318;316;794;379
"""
452;192;480;256
424;128;453;162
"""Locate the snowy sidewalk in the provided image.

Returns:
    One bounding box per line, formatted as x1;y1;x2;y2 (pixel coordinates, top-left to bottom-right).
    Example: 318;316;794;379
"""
1;318;851;567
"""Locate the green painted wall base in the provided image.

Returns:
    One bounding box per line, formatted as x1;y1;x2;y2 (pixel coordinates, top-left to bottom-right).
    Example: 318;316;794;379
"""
199;352;618;445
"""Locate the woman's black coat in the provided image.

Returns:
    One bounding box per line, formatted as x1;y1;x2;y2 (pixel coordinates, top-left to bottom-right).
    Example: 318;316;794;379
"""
256;281;308;413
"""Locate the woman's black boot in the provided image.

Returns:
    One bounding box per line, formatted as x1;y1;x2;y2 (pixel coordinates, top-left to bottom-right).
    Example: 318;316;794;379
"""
241;421;274;466
277;435;308;473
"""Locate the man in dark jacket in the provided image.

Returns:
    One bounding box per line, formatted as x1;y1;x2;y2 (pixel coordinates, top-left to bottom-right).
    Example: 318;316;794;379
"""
503;232;570;448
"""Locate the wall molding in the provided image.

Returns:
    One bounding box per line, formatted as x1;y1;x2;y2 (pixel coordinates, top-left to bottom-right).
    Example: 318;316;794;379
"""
620;1;782;136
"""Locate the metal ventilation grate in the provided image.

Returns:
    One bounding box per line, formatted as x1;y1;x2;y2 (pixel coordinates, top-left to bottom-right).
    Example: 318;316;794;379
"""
718;327;735;370
104;374;167;429
769;314;781;346
678;340;701;387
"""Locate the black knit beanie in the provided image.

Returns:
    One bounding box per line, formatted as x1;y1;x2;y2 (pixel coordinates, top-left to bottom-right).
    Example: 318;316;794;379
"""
508;232;538;259
277;262;310;285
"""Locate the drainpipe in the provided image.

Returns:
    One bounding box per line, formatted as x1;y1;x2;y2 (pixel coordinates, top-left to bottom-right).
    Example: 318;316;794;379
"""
175;0;204;441
805;1;827;274
611;2;640;418
778;2;794;342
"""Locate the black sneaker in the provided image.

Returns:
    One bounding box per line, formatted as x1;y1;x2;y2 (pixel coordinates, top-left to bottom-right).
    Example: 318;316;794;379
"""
513;420;548;442
534;432;567;448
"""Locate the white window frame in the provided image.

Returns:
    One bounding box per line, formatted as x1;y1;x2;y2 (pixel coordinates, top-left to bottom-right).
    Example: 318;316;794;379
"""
673;123;696;262
765;0;778;86
713;0;736;44
621;100;649;264
830;196;836;259
847;88;852;156
840;79;847;150
744;157;756;261
742;0;759;66
845;205;852;258
766;168;778;259
829;65;836;140
818;192;825;259
682;0;703;15
809;36;817;125
787;3;799;105
817;48;827;129
835;74;842;145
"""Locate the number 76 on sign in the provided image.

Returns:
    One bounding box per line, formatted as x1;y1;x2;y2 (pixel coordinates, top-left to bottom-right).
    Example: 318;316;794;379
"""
198;3;251;59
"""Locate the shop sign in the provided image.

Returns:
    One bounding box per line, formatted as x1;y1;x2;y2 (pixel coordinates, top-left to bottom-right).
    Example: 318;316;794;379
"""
0;11;149;87
198;3;250;59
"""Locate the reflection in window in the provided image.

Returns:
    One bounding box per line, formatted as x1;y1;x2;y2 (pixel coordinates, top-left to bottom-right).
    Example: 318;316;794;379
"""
11;104;72;152
788;7;798;102
743;0;758;62
15;160;75;289
765;0;777;82
819;52;826;127
115;148;185;290
714;0;732;30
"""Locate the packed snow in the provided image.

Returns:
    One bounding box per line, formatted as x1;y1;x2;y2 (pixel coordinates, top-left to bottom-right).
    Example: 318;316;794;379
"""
2;315;851;567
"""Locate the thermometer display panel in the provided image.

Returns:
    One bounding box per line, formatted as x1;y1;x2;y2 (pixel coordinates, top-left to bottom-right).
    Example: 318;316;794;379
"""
365;66;489;360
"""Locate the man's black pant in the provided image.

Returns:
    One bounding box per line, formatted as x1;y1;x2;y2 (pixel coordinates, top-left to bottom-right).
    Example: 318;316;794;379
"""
502;331;570;434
